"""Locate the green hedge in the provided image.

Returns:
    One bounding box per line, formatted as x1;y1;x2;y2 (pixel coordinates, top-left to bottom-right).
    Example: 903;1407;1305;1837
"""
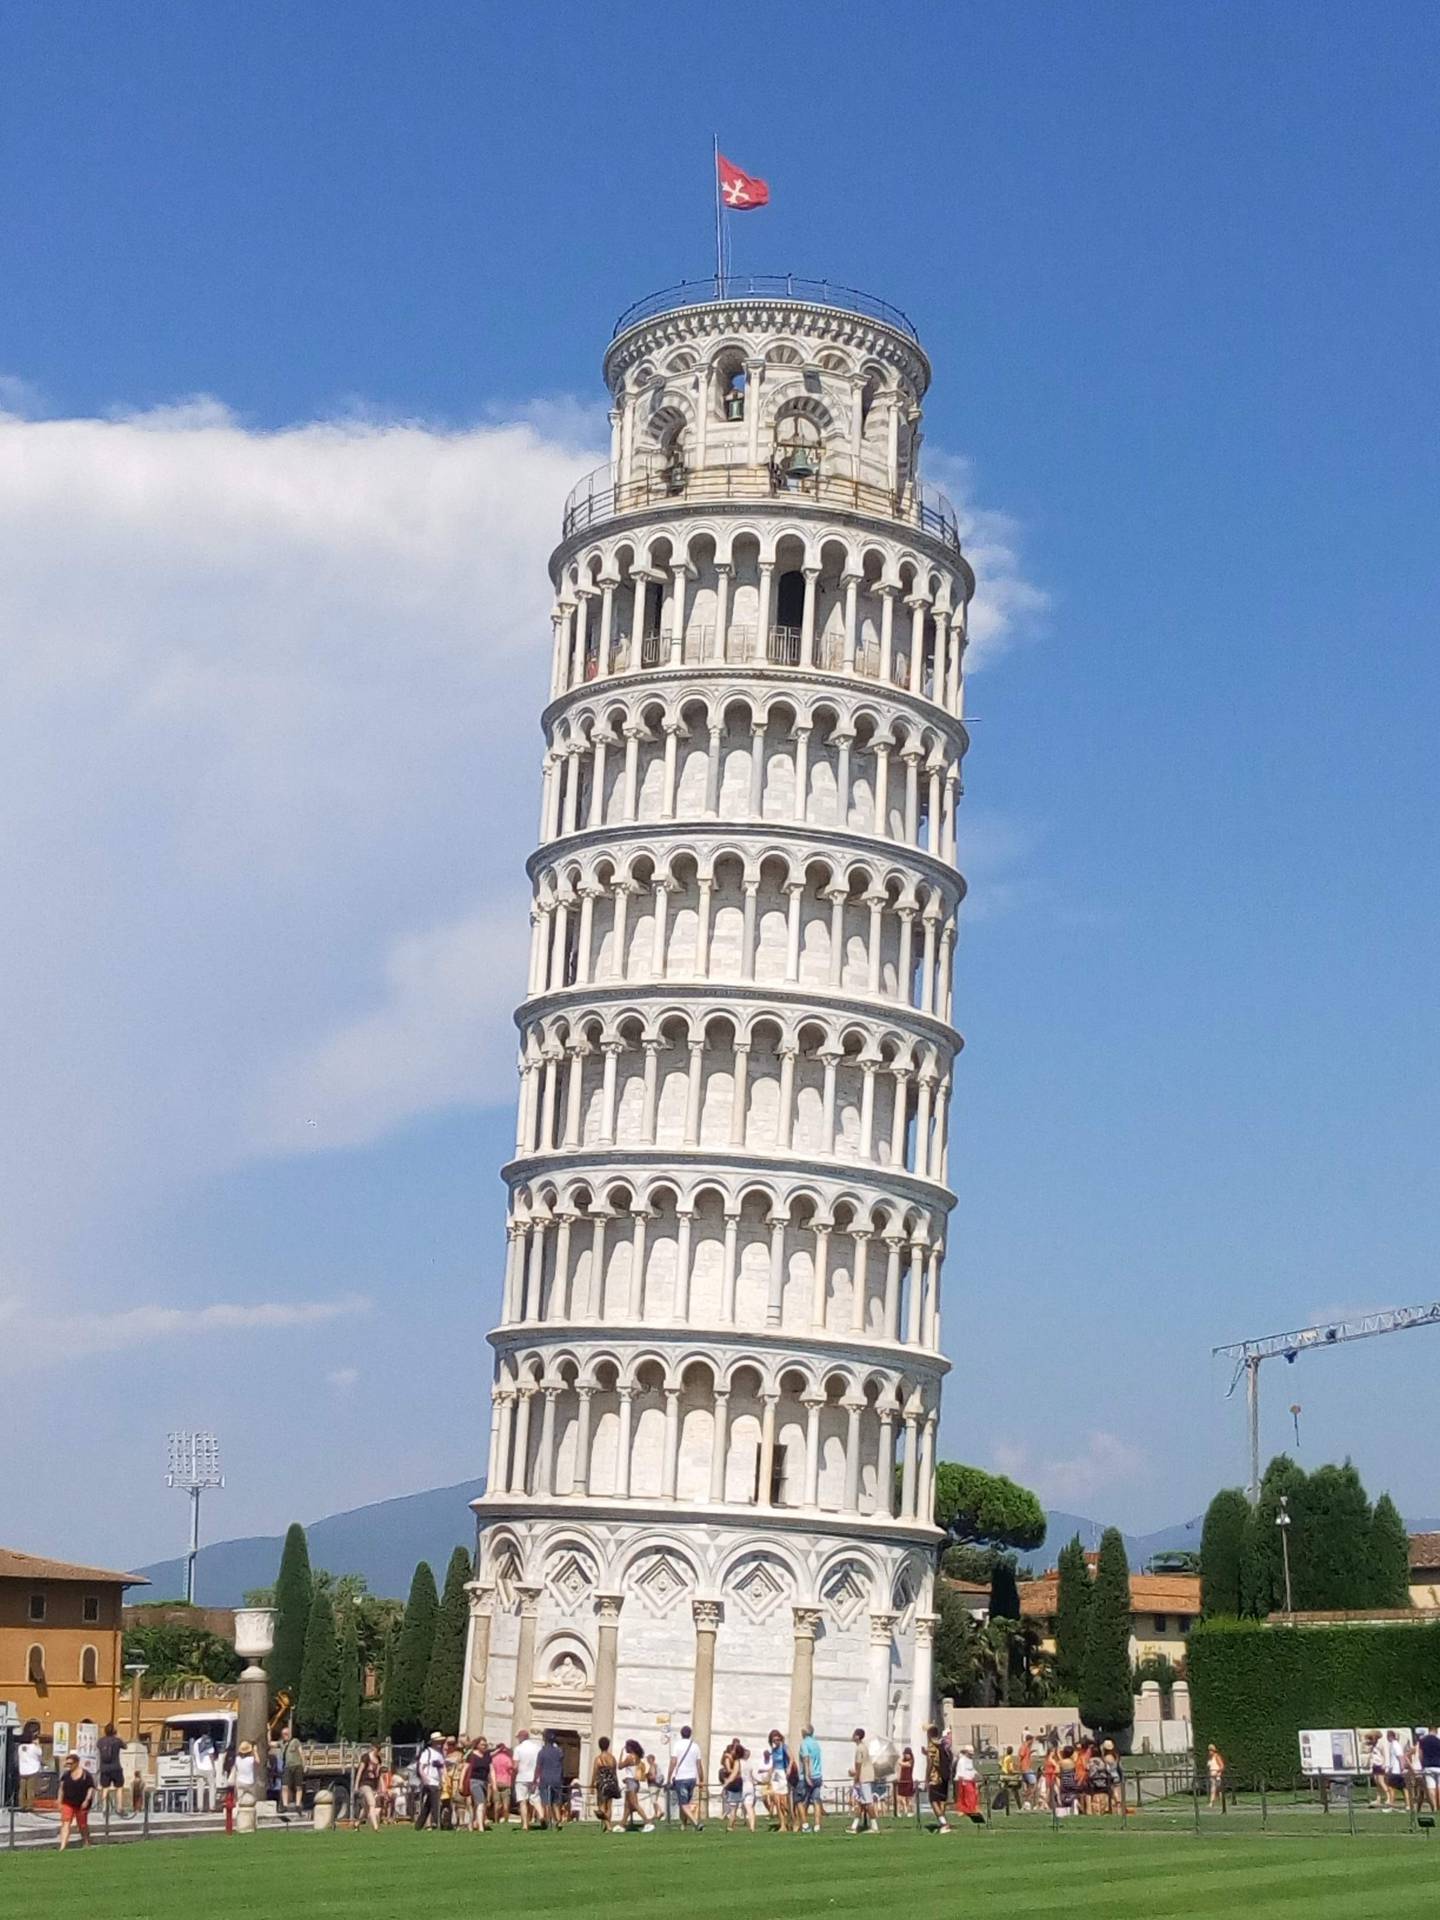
1189;1617;1440;1784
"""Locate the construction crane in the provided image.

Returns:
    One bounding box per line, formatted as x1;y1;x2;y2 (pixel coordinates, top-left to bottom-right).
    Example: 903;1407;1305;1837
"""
1214;1303;1440;1503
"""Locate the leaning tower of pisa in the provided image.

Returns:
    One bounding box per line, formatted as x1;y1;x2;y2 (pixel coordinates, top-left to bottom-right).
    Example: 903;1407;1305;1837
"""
463;276;972;1785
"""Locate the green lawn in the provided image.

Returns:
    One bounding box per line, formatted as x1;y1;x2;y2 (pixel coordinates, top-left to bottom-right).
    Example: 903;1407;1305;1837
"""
5;1821;1439;1918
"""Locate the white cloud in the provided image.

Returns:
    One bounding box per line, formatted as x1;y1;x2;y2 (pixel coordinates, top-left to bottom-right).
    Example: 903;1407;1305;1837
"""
994;1430;1150;1509
0;1293;366;1364
248;906;528;1155
326;1366;360;1391
0;389;1041;1310
0;398;598;1285
925;450;1049;667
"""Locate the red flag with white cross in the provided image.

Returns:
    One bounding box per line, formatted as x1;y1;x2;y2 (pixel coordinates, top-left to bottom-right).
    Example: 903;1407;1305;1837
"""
717;153;770;210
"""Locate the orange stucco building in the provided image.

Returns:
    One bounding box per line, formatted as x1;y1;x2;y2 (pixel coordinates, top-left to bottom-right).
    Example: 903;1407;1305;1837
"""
1;1547;147;1746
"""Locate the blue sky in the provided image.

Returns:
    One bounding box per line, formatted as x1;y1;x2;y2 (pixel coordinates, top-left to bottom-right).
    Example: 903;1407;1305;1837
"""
4;1;1437;1573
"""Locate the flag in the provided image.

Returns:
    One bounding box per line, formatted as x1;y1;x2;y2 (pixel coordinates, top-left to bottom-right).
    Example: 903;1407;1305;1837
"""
717;152;769;210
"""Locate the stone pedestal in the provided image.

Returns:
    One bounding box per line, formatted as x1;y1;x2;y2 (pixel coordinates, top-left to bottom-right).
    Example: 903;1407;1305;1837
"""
237;1664;271;1782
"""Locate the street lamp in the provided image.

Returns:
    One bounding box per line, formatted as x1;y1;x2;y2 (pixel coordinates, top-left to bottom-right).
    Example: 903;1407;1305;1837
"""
124;1661;148;1745
1276;1494;1294;1617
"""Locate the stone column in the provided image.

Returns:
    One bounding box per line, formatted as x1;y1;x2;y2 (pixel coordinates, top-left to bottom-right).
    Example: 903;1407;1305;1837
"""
511;1585;542;1740
788;1606;822;1750
867;1613;897;1740
801;1395;824;1508
572;1386;593;1497
592;1593;624;1748
708;1391;730;1502
692;1599;723;1787
911;1613;939;1754
615;1388;635;1497
757;1392;779;1505
875;1410;896;1519
461;1581;494;1736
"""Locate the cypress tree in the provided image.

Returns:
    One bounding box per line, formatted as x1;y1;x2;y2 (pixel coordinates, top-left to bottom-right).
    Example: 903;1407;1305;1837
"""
1053;1536;1091;1696
377;1627;396;1738
337;1609;361;1743
1200;1488;1250;1616
1079;1527;1133;1740
422;1547;472;1735
296;1583;339;1739
1302;1461;1371;1608
269;1522;312;1710
1241;1455;1305;1616
1370;1492;1411;1607
384;1561;439;1743
988;1554;1021;1623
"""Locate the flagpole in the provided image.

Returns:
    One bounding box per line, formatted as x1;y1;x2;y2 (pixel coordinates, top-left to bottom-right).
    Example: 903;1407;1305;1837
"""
713;134;724;294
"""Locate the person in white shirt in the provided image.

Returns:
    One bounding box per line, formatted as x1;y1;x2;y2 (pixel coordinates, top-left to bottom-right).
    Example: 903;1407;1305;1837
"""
17;1729;44;1813
414;1733;446;1830
191;1733;217;1812
667;1724;705;1831
512;1728;542;1830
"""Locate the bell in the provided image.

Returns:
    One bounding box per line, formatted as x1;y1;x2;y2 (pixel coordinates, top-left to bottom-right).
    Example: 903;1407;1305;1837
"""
787;446;816;481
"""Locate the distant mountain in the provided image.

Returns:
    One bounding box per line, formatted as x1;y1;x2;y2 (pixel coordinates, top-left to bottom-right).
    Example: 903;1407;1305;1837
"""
143;1481;1422;1607
137;1479;484;1604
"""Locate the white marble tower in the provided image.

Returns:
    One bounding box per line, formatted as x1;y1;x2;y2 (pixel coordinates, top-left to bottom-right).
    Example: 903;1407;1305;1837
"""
464;276;972;1785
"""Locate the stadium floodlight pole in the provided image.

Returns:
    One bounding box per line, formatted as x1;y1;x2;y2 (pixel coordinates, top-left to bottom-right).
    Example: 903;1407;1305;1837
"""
1213;1302;1440;1503
166;1430;224;1603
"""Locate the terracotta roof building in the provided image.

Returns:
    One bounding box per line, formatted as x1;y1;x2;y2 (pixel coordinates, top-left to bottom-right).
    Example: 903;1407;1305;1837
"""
1019;1563;1200;1667
1408;1532;1440;1610
1;1546;147;1749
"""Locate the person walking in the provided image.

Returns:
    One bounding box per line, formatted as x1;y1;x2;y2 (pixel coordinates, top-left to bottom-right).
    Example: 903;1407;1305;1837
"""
896;1745;916;1820
765;1729;792;1831
217;1737;237;1834
954;1744;983;1824
95;1723;126;1821
1417;1727;1440;1810
490;1741;514;1822
849;1728;879;1834
513;1727;542;1830
414;1731;445;1830
536;1730;566;1830
461;1738;491;1833
925;1724;952;1832
667;1723;705;1831
353;1745;382;1831
797;1723;825;1831
619;1739;655;1831
719;1743;755;1833
57;1752;95;1850
591;1736;621;1832
1206;1742;1226;1810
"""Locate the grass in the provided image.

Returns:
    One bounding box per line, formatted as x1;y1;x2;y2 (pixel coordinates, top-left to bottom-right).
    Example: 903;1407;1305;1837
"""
5;1819;1440;1919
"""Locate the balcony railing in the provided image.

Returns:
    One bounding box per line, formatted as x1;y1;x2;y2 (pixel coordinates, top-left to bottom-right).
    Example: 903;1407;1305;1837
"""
562;458;960;553
584;625;889;680
612;275;921;343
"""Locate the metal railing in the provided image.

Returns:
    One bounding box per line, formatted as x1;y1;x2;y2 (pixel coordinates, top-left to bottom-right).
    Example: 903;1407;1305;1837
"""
613;275;921;342
589;625;888;681
561;458;960;552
